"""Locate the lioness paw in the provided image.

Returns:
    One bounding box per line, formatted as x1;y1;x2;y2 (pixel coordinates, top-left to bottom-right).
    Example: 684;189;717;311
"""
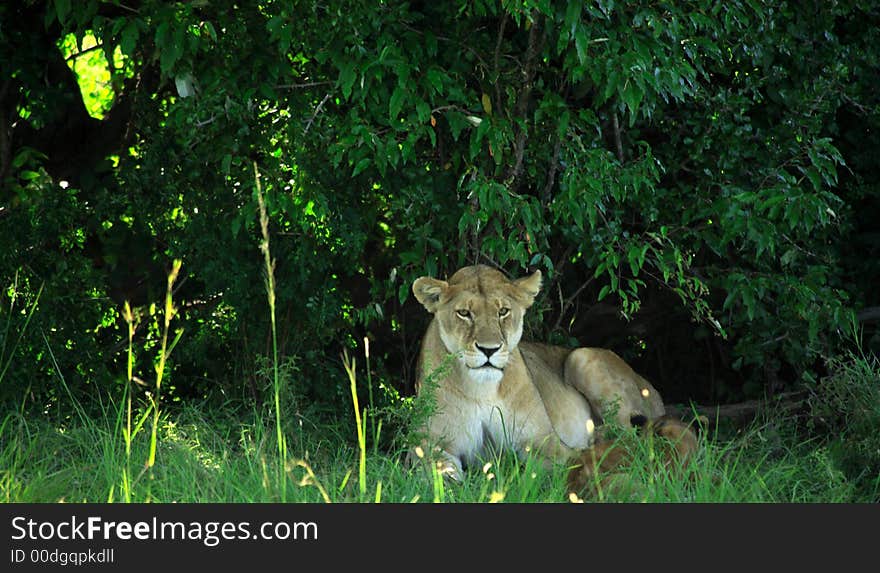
435;459;463;482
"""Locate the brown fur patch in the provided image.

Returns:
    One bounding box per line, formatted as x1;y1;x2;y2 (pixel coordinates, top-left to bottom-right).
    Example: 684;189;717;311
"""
566;415;700;499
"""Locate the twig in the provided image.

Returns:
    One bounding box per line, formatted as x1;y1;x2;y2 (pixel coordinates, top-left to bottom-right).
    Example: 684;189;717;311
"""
65;43;105;62
477;253;504;271
493;15;508;115
276;81;333;90
506;16;544;191
467;170;481;263
552;276;596;333
760;334;789;347
541;132;563;203
612;111;624;163
431;104;468;115
303;93;331;135
540;245;574;306
115;2;140;14
841;93;871;116
195;115;217;128
399;22;491;71
553;283;566;333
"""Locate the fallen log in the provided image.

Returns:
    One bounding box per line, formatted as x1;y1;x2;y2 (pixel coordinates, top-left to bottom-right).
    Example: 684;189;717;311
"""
857;306;880;323
664;391;808;426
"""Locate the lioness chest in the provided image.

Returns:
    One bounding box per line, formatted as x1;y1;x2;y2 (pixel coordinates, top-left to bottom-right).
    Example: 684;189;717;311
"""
431;350;590;466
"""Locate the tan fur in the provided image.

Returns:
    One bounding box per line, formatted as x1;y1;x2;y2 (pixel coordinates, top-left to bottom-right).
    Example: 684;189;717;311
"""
566;415;700;499
410;265;665;481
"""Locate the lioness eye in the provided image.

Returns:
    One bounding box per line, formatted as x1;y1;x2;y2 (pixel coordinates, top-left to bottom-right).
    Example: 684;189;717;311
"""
499;308;510;318
456;309;471;319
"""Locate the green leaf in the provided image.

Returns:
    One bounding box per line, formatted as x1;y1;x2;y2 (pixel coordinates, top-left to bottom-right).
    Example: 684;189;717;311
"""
339;64;357;100
416;100;431;124
424;30;438;57
156;23;184;75
389;86;406;121
574;25;589;65
351;158;371;177
447;112;468;141
468;118;490;160
481;93;492;116
426;68;445;94
557;110;570;139
203;21;217;43
120;20;140;56
602;70;620;104
620;81;643;122
54;0;71;25
804;166;822;192
627;245;641;277
564;2;581;37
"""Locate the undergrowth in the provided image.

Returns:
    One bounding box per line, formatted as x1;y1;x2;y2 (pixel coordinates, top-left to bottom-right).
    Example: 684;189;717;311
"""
1;346;876;503
2;175;877;504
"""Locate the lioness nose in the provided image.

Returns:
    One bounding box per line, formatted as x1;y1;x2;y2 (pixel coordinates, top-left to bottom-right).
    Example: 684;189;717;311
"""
476;344;501;358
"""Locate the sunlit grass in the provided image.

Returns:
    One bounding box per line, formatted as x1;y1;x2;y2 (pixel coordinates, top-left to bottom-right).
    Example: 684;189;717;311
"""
0;392;869;503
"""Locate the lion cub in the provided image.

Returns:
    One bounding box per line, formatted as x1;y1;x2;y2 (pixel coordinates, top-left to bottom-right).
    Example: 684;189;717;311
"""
566;414;702;499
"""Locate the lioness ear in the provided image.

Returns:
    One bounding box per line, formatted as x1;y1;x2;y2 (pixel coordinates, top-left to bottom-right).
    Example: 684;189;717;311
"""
514;270;542;308
412;277;449;313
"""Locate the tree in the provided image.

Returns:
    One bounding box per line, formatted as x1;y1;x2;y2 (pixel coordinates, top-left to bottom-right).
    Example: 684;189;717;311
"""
2;1;878;414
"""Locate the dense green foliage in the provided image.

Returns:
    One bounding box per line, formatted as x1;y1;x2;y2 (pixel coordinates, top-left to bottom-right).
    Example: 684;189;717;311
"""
2;0;879;422
807;349;880;499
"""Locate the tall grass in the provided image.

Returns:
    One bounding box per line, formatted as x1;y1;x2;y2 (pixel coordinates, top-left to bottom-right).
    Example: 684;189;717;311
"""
147;261;183;475
0;389;871;503
253;161;287;500
342;350;367;500
0;271;43;385
120;301;138;502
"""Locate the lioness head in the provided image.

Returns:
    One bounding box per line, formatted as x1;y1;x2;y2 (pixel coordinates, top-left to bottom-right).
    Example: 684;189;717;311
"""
412;265;541;384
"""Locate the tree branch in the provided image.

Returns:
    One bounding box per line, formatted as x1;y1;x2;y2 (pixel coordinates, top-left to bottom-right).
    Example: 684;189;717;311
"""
0;80;10;182
552;276;596;333
276;81;333;90
612;111;624;163
303;93;331;135
65;42;105;62
857;306;880;323
493;14;507;116
505;17;543;191
665;391;808;426
541;131;563;204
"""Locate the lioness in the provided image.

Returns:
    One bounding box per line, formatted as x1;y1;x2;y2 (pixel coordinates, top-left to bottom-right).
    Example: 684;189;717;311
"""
411;264;665;481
